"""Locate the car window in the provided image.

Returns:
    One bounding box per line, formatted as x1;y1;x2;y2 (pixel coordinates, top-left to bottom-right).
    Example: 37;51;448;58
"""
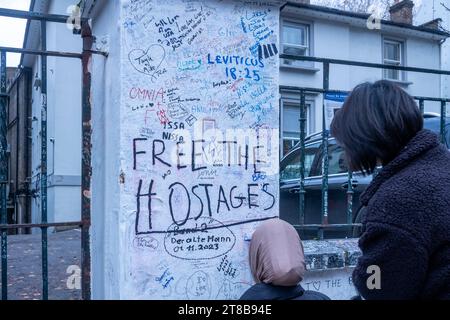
311;140;348;176
280;142;321;181
328;142;349;175
424;117;450;149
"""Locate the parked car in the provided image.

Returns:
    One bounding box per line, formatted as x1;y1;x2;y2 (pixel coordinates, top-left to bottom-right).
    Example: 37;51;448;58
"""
280;114;450;240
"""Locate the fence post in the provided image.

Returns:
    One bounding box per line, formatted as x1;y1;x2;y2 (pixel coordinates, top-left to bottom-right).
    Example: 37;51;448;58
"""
40;20;49;301
81;20;93;301
319;63;330;239
0;50;7;301
346;171;354;236
299;90;306;226
419;99;424;115
441;101;447;145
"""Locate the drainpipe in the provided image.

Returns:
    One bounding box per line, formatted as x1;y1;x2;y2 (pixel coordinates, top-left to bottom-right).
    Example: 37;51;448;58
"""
15;69;20;233
25;67;31;233
440;38;448;101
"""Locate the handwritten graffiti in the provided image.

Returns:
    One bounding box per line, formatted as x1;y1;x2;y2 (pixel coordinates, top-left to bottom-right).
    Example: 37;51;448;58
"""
122;0;281;300
207;54;264;70
164;218;237;260
156;268;175;289
258;43;278;60
129;44;166;76
133;236;159;251
129;87;165;102
126;0;155;30
216;280;251;300
168;103;189;119
135;177;277;234
185;115;198;127
217;255;238;278
186;271;211;300
178;59;202;71
157;8;212;51
226;102;246;120
129;102;155;112
240;9;275;57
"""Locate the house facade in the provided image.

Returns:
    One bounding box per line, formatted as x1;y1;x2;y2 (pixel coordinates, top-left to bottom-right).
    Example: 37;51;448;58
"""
280;0;449;155
5;67;32;232
415;0;450;100
21;0;83;229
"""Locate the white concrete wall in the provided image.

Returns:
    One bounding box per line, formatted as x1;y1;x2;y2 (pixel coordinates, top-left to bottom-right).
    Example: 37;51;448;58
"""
90;0;282;300
90;0;122;300
415;0;450;102
30;55;42;225
30;0;82;226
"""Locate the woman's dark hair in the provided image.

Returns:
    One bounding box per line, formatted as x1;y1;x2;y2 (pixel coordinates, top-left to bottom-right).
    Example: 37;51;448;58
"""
330;80;423;175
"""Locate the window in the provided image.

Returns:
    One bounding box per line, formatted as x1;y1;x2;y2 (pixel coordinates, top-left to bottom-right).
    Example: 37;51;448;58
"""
327;142;349;175
383;39;404;81
280;142;321;181
282;21;310;67
282;101;314;155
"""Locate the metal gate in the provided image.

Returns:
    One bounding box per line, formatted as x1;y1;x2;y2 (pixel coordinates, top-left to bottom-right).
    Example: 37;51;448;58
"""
0;7;105;300
279;53;450;240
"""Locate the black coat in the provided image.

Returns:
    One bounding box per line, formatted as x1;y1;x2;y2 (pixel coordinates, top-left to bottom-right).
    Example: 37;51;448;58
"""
353;129;450;300
240;283;330;300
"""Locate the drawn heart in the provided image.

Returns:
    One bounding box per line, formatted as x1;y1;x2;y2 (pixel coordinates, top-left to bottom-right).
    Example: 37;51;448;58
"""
129;44;166;76
312;281;321;291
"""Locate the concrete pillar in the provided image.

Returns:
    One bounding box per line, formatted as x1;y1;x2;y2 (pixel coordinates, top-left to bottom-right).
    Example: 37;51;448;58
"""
92;0;281;300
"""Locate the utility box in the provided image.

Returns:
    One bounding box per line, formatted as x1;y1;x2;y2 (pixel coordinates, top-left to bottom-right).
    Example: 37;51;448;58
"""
91;0;282;300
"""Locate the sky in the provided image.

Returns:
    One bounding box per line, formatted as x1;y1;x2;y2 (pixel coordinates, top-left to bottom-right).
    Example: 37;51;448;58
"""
0;0;31;67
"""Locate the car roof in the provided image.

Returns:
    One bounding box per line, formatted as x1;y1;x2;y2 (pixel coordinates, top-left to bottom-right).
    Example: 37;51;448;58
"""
284;115;450;160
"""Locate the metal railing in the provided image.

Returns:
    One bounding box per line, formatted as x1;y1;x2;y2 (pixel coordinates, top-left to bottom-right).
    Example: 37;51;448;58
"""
279;53;450;240
0;7;103;300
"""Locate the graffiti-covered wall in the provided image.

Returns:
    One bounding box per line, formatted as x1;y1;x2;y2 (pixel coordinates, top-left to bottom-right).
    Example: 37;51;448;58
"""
100;0;282;299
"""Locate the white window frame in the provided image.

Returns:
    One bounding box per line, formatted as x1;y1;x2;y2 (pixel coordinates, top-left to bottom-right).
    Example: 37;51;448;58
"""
281;98;315;156
281;19;312;68
383;38;405;81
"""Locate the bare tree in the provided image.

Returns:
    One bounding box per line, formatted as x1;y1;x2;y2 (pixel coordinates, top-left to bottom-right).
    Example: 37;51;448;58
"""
312;0;422;19
312;0;392;17
439;2;450;33
442;2;450;12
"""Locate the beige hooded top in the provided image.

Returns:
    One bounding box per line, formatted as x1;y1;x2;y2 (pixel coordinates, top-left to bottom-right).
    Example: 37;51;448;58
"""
249;219;306;286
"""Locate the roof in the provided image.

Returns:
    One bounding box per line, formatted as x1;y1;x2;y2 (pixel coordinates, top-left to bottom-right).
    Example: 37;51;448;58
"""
18;0;450;68
20;0;97;67
283;1;450;40
20;0;45;67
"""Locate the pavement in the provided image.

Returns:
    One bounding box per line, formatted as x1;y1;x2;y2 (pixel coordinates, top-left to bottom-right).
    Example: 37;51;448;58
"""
0;230;81;300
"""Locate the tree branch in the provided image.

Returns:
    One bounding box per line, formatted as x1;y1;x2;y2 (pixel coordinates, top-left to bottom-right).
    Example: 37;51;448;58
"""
442;2;450;12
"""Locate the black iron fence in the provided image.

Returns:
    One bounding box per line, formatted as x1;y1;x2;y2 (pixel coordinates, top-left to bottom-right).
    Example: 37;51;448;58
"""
279;53;450;240
0;7;106;300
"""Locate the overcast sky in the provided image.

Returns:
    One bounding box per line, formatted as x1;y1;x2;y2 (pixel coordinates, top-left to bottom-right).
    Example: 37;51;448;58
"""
0;0;31;67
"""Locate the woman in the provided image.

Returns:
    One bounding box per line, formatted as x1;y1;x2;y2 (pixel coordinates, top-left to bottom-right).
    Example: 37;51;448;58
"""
240;219;329;300
331;80;450;300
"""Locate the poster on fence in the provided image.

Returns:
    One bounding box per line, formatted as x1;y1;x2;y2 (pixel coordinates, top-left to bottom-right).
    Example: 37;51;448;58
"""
324;92;348;130
119;0;282;299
